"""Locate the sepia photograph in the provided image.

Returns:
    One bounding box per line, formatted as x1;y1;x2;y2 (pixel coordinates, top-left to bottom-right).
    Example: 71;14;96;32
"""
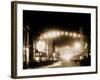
11;1;97;78
23;10;91;69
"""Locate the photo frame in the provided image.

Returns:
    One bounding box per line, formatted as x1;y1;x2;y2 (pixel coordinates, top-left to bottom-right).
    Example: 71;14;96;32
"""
11;1;98;78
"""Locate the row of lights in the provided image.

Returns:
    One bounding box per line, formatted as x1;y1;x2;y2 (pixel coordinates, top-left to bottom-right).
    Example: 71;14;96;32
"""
39;31;82;39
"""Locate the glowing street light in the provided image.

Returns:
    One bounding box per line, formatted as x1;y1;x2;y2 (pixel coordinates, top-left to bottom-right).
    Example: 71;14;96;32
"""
69;32;73;37
51;31;58;38
65;32;68;36
40;30;62;39
35;57;40;62
39;30;82;39
60;31;64;35
56;31;60;36
77;34;81;38
73;33;77;38
46;32;52;38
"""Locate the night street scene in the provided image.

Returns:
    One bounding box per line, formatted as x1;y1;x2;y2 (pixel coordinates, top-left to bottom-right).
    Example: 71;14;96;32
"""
23;10;91;69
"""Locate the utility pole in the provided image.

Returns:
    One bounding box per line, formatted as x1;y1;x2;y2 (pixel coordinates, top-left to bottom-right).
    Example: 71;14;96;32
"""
23;25;30;68
79;27;84;54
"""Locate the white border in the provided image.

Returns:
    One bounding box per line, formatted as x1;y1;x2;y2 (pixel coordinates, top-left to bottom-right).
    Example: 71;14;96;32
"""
17;3;96;76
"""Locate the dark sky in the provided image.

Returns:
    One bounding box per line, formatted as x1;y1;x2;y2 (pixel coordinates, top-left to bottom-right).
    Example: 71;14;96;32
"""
23;10;91;43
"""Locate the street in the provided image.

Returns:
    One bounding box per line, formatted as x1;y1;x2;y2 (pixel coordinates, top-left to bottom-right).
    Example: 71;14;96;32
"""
41;60;80;68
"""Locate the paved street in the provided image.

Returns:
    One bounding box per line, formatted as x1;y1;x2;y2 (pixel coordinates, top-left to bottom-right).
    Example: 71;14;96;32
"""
41;60;80;68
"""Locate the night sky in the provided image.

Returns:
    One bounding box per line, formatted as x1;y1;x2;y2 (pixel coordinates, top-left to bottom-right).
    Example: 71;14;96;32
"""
23;10;91;44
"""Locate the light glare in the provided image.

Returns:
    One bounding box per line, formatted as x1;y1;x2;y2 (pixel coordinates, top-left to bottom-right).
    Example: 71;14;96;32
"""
65;32;68;36
60;31;64;35
73;42;81;51
73;33;77;38
36;40;46;52
77;34;81;38
35;57;39;62
69;32;73;37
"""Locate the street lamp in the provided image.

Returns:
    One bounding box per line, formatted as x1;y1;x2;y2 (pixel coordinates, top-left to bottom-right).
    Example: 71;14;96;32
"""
69;32;73;37
73;33;77;38
60;31;64;35
65;31;68;36
77;34;81;38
